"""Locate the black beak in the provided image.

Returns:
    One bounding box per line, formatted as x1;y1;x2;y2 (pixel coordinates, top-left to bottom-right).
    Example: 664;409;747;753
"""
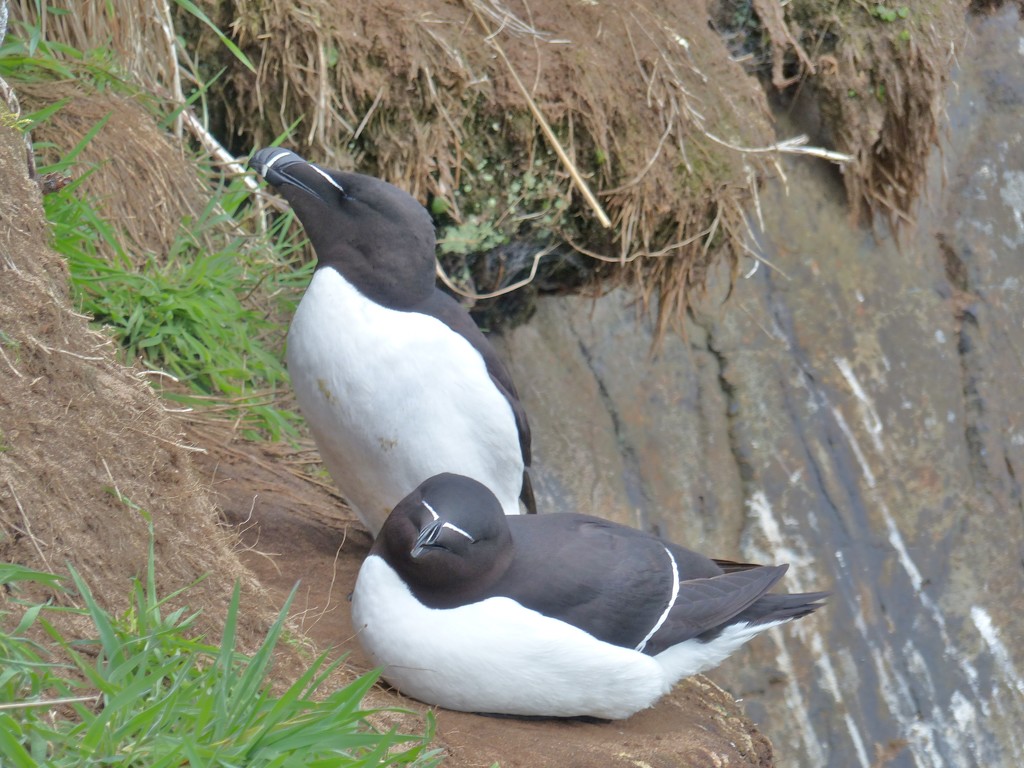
248;147;344;202
411;519;445;559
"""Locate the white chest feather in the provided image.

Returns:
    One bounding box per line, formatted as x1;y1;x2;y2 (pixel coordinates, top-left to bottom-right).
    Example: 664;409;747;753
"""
287;269;524;534
351;556;670;719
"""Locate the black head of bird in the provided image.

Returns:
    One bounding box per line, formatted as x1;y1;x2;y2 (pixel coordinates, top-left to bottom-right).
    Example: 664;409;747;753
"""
249;147;436;308
374;472;514;594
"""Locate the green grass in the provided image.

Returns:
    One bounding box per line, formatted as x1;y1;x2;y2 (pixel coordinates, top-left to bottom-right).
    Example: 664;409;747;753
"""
37;137;309;439
2;8;312;440
0;536;439;767
37;119;310;438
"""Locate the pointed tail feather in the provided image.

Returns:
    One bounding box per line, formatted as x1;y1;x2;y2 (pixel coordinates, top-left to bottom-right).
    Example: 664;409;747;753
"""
711;557;765;574
711;590;830;637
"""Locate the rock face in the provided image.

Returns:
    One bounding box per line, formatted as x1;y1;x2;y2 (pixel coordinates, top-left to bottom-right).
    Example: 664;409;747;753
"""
493;8;1024;767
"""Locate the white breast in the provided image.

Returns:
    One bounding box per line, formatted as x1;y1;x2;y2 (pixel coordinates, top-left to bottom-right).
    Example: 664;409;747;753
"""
287;268;525;535
351;555;670;719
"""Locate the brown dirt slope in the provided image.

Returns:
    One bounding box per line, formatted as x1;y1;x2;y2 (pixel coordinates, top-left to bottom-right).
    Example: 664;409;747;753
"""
0;120;772;765
0;124;259;630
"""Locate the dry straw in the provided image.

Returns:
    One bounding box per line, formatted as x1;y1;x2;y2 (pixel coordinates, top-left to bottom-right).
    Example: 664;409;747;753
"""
10;0;861;335
219;0;790;333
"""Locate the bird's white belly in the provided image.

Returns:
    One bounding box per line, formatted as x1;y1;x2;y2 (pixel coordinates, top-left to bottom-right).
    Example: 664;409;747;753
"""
351;556;669;719
287;268;524;535
654;618;788;680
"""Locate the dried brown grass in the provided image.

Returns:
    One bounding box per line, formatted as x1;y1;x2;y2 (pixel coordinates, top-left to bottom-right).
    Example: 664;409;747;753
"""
10;0;963;332
765;0;966;227
20;82;210;265
205;0;777;334
11;0;182;102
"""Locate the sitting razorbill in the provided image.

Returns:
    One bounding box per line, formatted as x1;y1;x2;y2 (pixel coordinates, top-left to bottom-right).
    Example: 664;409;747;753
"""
351;473;828;719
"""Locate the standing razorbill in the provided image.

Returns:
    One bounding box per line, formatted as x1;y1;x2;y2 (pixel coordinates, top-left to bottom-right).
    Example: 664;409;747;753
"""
351;473;828;719
249;148;534;535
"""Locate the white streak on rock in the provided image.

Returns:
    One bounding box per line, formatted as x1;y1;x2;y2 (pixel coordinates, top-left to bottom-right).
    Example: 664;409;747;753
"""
972;606;1024;697
768;628;827;767
831;406;876;488
835;357;885;454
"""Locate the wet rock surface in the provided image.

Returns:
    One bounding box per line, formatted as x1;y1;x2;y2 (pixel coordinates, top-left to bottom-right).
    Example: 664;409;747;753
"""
494;8;1024;766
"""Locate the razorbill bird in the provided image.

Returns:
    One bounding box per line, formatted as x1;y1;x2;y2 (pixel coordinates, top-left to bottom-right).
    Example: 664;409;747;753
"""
249;148;535;535
351;473;828;719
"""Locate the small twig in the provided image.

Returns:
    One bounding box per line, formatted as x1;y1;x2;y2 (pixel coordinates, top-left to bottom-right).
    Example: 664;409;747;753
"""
229;496;285;572
736;301;785;343
169;395;281;412
239;494;259;528
603;111;676;194
300;535;346;634
466;1;611;229
58;349;104;362
434;244;555;300
26;336;104;362
565;224;716;265
471;0;569;43
137;368;181;383
735;225;791;280
353;87;385;141
6;480;54;574
180;111;259;193
747;164;766;239
100;457;122;503
0;342;23;378
704;132;853;165
248;186;294;216
125;425;208;454
0;695;100;712
156;0;185;139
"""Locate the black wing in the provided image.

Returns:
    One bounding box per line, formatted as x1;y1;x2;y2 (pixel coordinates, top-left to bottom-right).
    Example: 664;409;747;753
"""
644;560;828;653
498;515;692;649
502;515;826;656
